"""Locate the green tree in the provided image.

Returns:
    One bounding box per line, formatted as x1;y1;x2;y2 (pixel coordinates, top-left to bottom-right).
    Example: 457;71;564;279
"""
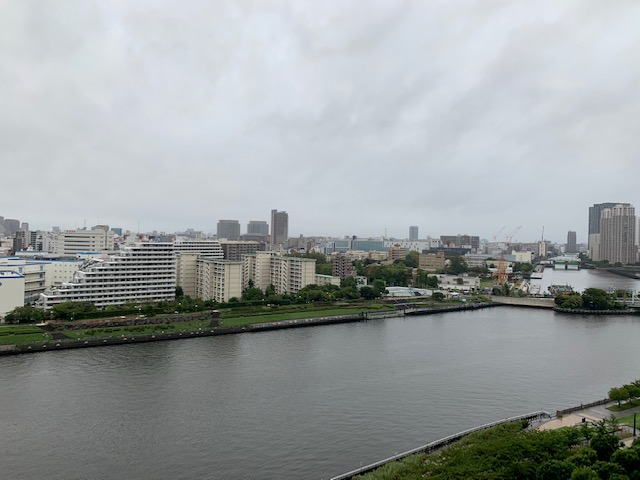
175;286;184;298
372;279;387;295
536;460;576;480
582;288;614;310
242;287;264;302
4;305;48;324
404;251;419;268
570;466;599;480
359;286;379;300
609;387;630;407
446;256;468;275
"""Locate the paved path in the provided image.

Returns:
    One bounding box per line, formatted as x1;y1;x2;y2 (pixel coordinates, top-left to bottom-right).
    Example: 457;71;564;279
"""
539;400;640;447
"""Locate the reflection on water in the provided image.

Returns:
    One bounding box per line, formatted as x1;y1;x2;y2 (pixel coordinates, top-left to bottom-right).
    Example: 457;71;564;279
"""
530;268;640;294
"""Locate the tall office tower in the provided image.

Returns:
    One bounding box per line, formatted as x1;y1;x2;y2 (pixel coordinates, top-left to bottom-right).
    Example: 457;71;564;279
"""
20;222;29;232
3;219;20;236
247;220;269;236
270;209;288;246
588;203;617;260
409;226;419;241
216;219;241;240
566;231;577;253
599;203;636;264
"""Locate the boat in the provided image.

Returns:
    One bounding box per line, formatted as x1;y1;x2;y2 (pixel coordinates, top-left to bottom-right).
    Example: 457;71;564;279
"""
548;284;574;295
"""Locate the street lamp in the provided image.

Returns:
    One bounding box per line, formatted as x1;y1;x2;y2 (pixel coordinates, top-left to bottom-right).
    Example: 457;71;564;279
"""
634;412;637;437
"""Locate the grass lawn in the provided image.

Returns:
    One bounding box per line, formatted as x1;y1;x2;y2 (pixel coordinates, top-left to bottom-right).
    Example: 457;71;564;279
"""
219;306;390;327
62;319;214;340
0;325;50;345
607;399;640;412
617;412;640;439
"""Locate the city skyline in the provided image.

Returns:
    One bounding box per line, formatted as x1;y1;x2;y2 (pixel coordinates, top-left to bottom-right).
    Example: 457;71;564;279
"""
2;2;639;243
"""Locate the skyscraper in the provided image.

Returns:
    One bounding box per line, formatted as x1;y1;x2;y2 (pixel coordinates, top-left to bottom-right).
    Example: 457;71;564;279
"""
599;203;636;264
216;220;241;240
247;220;269;236
409;226;419;241
566;231;577;253
270;210;288;246
588;202;617;260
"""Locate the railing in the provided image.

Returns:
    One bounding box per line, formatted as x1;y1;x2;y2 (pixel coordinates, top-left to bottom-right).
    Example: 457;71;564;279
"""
330;410;553;480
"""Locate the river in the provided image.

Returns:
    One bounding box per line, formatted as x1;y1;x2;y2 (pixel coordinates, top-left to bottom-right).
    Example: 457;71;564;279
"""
1;271;640;479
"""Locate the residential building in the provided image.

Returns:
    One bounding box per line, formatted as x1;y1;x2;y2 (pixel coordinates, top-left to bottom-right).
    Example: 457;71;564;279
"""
195;259;243;303
419;251;445;272
247;220;269;237
270;209;288;246
332;253;357;279
315;274;341;287
599;203;636;264
216;220;241;241
0;270;25;319
588;202;617;260
39;242;176;308
388;245;408;263
566;231;577;253
219;240;264;261
175;252;199;298
242;252;315;295
173;240;223;258
409;226;419;241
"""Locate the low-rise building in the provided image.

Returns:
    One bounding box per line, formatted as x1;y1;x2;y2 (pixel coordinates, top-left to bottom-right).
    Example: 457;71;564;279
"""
419;251;445;271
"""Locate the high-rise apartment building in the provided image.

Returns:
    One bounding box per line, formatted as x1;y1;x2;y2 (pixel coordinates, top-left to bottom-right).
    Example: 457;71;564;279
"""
588;202;617;260
216;220;241;240
566;231;577;253
409;226;419;241
247;221;269;237
270;210;288;246
599;203;636;264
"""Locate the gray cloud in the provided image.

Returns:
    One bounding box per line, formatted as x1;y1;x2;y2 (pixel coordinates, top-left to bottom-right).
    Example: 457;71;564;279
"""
2;0;639;243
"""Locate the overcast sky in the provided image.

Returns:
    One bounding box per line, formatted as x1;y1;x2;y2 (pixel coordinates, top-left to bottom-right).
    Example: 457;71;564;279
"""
2;0;639;244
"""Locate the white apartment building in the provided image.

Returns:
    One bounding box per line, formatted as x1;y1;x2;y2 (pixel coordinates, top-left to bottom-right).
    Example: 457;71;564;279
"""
195;259;243;303
176;252;199;298
173;240;224;258
54;227;115;256
242;252;316;295
39;242;176;308
269;255;316;295
0;270;25;319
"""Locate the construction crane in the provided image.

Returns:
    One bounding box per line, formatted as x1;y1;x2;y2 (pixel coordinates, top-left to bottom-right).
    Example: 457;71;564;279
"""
492;226;506;243
496;226;522;286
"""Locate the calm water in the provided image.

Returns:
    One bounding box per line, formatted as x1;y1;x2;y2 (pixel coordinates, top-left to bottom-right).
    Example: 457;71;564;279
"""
531;267;640;294
2;301;640;479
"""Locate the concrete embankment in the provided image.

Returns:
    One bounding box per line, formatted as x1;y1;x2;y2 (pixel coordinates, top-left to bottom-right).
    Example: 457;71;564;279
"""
0;302;497;356
489;296;555;308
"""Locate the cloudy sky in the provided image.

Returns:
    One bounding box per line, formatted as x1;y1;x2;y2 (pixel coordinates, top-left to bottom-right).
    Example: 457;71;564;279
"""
2;0;639;243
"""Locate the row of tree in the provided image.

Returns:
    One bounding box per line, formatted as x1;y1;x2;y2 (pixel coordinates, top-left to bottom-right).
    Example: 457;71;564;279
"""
609;380;640;407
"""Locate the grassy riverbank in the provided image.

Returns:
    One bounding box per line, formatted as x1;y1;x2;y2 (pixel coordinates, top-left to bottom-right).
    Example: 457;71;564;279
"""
0;298;488;348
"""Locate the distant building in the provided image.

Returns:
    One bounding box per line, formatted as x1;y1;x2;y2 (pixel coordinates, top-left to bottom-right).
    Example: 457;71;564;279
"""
219;240;264;261
247;220;269;237
388;245;408;263
440;234;480;251
3;219;20;236
216;220;241;241
54;227;115;256
588;202;618;260
566;231;577;253
409;226;419;241
243;251;315;295
419;251;445;272
270;210;288;246
599;203;636;264
332;253;356;279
